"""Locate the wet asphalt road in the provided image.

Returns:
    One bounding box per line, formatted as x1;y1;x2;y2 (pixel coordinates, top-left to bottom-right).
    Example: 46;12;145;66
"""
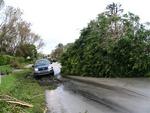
45;78;150;113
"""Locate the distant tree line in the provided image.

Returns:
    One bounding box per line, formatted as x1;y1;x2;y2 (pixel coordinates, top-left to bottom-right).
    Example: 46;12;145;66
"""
61;3;150;77
0;2;44;59
50;43;74;62
50;43;64;61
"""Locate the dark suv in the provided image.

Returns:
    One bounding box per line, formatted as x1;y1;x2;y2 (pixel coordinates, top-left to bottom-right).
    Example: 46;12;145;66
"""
33;59;54;78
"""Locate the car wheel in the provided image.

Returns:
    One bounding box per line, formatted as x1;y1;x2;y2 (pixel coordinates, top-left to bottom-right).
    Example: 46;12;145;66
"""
34;75;40;79
51;69;54;76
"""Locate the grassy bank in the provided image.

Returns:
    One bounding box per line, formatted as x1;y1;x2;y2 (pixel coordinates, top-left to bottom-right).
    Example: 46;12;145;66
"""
0;65;12;75
0;69;46;113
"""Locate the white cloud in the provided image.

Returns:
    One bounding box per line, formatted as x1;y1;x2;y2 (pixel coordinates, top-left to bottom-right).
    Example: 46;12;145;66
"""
5;0;150;54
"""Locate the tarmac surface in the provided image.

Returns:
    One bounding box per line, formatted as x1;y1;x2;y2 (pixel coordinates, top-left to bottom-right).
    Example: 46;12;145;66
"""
45;76;150;113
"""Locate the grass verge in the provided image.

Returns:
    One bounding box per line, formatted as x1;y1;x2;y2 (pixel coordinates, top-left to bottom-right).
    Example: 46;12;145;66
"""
0;65;12;75
0;69;47;113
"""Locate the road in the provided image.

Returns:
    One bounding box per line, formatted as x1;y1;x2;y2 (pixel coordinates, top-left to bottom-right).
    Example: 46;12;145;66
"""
45;77;150;113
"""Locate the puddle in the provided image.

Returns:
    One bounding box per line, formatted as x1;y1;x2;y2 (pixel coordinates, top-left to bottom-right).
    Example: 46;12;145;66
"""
45;84;117;113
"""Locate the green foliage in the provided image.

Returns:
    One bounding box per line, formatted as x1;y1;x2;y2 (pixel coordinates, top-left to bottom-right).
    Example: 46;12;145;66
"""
50;43;64;61
0;70;46;113
0;55;14;66
15;44;37;60
0;65;12;75
61;3;150;77
10;60;23;69
0;55;25;66
15;57;25;63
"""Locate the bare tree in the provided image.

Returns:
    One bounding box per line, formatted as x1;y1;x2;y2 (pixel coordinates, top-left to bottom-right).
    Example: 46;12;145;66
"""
0;6;44;56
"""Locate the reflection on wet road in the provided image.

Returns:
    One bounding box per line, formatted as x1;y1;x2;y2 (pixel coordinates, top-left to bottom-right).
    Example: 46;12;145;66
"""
46;85;116;113
45;63;150;113
46;79;150;113
25;62;150;112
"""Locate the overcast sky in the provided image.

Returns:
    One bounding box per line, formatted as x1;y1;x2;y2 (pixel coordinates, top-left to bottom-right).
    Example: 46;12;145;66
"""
5;0;150;54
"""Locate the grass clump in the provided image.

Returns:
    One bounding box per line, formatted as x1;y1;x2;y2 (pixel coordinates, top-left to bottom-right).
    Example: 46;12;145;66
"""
0;65;12;75
0;69;46;113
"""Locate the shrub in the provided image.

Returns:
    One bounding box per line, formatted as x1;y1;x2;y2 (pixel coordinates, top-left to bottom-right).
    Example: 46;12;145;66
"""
0;65;12;75
145;72;150;77
10;60;22;69
15;57;25;63
0;55;25;66
0;55;14;66
61;3;150;77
